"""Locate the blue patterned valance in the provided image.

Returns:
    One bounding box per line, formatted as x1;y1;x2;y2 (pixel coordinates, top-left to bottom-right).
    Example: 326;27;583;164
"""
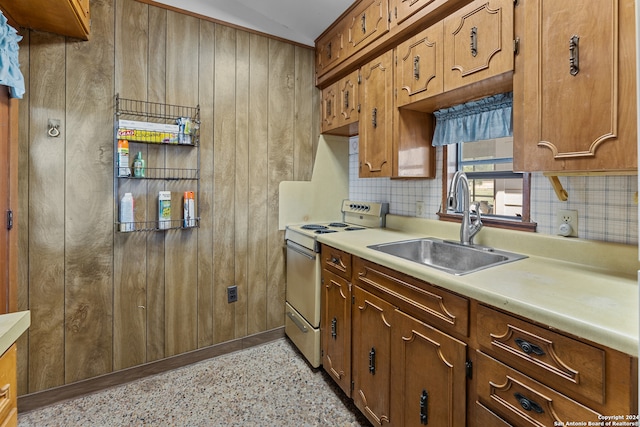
0;11;24;99
432;92;512;146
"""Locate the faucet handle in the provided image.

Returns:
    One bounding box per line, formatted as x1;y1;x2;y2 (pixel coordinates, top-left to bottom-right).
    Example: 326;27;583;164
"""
470;202;483;223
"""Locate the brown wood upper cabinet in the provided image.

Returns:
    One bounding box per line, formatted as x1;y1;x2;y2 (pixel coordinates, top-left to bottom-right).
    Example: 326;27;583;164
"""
316;22;347;79
345;0;390;57
443;0;514;92
321;69;360;136
0;0;90;40
396;21;445;107
360;50;395;178
514;0;637;173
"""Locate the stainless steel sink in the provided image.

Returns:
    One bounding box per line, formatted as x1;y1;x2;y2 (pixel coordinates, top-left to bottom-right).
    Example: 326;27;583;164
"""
367;237;527;275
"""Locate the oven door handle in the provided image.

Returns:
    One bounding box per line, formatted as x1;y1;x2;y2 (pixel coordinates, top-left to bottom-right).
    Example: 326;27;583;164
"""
286;241;317;260
287;312;308;333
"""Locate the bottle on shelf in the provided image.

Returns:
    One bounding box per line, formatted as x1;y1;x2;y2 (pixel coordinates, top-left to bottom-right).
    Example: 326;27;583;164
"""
117;139;130;177
183;191;195;227
133;151;146;178
119;192;134;232
158;191;171;230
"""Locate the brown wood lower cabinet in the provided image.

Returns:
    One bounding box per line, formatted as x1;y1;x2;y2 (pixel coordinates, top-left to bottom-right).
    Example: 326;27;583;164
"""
352;286;394;426
318;244;638;426
391;309;467;426
0;344;17;427
321;269;352;397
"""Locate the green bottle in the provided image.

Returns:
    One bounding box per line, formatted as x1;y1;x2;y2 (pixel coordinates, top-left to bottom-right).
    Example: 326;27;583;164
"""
133;152;145;178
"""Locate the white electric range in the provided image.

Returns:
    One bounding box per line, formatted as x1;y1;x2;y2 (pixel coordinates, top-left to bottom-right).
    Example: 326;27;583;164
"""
284;200;388;367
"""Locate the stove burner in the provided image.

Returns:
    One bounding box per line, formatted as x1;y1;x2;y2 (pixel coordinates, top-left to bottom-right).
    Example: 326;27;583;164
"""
328;222;348;227
301;224;328;230
315;229;338;234
345;227;365;231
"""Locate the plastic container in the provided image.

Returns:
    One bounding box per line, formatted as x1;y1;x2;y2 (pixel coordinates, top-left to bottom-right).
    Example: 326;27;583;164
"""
158;191;171;230
117;139;130;177
133;151;145;178
119;193;134;232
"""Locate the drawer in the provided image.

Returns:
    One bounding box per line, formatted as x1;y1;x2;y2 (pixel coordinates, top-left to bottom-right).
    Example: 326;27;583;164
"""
477;304;605;405
476;351;602;426
354;257;469;337
321;245;352;280
474;402;512;427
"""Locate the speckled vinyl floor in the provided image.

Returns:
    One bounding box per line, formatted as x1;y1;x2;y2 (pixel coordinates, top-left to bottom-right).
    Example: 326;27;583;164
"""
18;338;370;427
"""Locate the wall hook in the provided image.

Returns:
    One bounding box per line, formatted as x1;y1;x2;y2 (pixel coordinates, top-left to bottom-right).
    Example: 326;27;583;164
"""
48;119;61;138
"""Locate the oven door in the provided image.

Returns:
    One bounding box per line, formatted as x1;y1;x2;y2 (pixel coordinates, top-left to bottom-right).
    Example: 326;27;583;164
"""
285;240;321;328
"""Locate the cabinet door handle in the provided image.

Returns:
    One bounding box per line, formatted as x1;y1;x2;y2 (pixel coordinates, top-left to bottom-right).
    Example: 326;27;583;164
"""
369;347;376;374
514;392;544;414
372;108;377;128
413;55;420;80
569;35;580;76
344;91;349;110
327;42;332;60
420;389;429;425
470;26;478;57
361;13;367;34
331;317;337;339
326;99;332;116
515;338;545;356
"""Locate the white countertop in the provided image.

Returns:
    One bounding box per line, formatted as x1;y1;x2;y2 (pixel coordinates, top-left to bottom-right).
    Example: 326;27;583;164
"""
0;311;30;356
317;216;639;356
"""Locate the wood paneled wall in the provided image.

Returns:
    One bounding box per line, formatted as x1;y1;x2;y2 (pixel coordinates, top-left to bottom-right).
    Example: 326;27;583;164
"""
16;0;318;394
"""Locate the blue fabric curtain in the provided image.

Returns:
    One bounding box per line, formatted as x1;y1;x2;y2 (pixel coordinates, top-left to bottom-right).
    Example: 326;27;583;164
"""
0;11;24;99
432;92;512;146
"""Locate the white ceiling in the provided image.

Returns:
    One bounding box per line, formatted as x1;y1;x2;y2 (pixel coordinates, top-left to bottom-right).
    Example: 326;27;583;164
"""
153;0;353;46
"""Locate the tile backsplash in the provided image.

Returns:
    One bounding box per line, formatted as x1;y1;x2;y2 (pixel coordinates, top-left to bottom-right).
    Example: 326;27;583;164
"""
348;138;638;245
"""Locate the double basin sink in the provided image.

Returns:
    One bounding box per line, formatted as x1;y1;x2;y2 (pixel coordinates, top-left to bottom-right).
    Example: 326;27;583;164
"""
368;237;527;276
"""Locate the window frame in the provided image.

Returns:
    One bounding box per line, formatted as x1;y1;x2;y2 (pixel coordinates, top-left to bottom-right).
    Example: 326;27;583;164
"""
437;143;537;233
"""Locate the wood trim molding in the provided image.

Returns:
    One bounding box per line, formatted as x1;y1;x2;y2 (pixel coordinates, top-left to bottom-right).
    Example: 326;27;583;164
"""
18;327;285;413
134;0;314;49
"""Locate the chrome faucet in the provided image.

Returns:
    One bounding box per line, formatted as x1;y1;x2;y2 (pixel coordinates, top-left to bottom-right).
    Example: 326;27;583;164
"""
447;171;483;245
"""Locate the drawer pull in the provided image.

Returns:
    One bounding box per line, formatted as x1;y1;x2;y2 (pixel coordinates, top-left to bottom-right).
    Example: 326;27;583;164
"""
369;347;376;374
420;389;429;425
515;338;545;356
514;392;544;414
0;383;9;399
331;257;339;264
331;317;337;339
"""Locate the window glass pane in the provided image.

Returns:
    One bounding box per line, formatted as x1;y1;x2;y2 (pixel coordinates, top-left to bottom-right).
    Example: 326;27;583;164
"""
468;177;523;217
460;137;513;162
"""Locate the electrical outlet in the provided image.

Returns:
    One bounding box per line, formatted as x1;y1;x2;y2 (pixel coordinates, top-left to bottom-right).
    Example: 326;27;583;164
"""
416;201;425;217
227;285;238;303
557;209;578;237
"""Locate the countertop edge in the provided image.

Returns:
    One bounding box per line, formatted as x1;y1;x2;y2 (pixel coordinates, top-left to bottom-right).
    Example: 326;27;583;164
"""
0;311;31;356
316;227;639;357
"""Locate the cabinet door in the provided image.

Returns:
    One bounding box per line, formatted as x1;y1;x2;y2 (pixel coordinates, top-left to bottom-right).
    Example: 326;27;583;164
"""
360;50;394;178
321;83;339;133
316;24;346;77
391;309;467;427
321;70;360;136
321;269;352;397
443;0;514;91
0;87;17;314
346;0;390;55
352;285;394;426
515;0;637;172
396;21;444;107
